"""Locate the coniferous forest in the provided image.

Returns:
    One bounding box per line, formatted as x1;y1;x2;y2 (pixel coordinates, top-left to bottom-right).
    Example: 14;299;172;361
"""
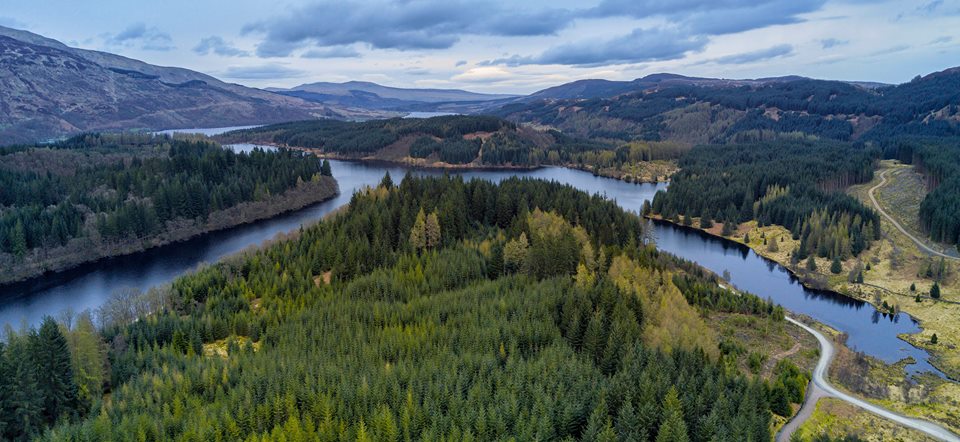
650;140;881;260
0;133;337;284
4;175;808;441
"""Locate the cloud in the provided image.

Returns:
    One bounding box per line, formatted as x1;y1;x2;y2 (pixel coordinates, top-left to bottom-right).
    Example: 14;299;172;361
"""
930;35;953;44
869;45;910;57
820;38;848;49
193;36;249;57
0;16;27;28
405;67;432;76
103;23;174;51
712;44;794;64
483;27;707;67
451;67;515;83
455;60;467;67
243;0;575;57
590;0;826;34
219;64;307;80
301;46;361;59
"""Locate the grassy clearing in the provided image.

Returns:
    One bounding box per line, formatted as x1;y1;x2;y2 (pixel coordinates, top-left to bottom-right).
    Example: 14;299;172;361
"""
202;336;261;359
793;397;938;442
577;159;678;183
846;161;960;379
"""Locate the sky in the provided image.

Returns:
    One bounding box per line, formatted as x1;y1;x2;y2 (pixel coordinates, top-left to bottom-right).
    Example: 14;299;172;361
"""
1;0;958;94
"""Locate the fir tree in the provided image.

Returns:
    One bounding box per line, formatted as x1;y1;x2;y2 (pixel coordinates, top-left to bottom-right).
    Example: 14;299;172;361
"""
33;317;80;424
655;387;689;442
830;257;843;274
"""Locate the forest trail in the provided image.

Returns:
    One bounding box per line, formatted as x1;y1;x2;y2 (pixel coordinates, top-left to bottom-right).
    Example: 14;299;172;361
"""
868;168;958;261
777;316;960;442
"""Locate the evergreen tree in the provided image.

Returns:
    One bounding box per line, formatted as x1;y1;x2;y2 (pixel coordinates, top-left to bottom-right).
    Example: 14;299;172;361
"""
379;172;394;188
410;209;427;250
11;219;27;259
425;211;441;248
655;387;689;442
321;159;333;176
930;282;941;299
33;317;80;424
931;333;938;344
805;255;817;272
830;257;843;274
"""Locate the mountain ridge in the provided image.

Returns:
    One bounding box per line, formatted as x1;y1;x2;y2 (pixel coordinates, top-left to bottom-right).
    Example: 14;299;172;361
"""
0;26;369;143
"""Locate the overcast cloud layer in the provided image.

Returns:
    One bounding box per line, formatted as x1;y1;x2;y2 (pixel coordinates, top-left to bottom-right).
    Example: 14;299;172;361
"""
1;0;958;93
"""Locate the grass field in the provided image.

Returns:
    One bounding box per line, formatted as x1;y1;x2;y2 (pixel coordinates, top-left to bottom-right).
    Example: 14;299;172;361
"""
793;397;938;442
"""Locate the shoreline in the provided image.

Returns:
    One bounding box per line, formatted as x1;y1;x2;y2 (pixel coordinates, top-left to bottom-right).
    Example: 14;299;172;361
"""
223;140;674;183
0;177;339;289
648;215;958;381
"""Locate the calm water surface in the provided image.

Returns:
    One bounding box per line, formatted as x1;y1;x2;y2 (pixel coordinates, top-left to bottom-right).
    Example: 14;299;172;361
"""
0;159;944;378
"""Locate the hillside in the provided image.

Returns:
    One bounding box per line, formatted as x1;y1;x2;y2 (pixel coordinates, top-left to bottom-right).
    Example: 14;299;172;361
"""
494;69;959;144
217;115;615;168
0;133;338;284
270;80;516;111
24;175;801;441
0;26;358;144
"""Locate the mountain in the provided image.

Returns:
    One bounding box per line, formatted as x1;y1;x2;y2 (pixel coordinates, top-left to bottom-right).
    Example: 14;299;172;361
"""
519;73;849;102
268;81;518;112
0;26;360;144
493;68;958;144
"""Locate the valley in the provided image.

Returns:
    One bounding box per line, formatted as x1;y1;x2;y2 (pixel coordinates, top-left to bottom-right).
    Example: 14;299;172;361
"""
1;13;959;441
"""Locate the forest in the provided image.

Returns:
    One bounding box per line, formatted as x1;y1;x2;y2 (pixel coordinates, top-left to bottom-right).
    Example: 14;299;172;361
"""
880;136;960;249
650;139;881;260
496;69;960;143
216;115;635;167
6;175;808;441
0;133;336;284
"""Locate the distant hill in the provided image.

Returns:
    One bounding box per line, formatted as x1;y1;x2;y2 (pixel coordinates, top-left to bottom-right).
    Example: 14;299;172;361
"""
269;81;517;112
216;115;607;167
492;69;958;144
0;26;366;144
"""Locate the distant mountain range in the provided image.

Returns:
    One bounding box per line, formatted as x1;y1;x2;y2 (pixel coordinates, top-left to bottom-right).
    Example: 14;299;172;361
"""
2;24;957;145
493;70;960;144
0;26;367;144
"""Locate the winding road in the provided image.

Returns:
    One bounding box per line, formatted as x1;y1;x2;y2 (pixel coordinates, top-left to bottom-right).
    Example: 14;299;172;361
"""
868;168;958;261
778;317;960;442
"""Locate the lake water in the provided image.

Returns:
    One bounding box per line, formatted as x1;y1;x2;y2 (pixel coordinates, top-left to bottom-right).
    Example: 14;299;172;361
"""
154;125;262;137
0;159;944;378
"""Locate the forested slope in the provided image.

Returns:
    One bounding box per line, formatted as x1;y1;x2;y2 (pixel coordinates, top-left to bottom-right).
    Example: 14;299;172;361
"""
650;139;881;261
0;134;337;284
6;175;808;441
496;67;960;144
217;115;607;167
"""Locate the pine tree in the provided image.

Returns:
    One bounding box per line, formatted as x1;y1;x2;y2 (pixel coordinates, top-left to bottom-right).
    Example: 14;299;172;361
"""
830;257;843;274
321;159;333;176
33;317;79;424
11;218;27;259
8;338;43;438
931;333;938;344
409;208;427;250
655;387;689;442
425;211;441;249
805;255;817;272
379;172;393;188
930;282;941;299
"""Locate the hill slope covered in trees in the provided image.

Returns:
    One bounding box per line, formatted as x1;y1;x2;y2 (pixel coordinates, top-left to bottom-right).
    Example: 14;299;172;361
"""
10;175;809;441
495;67;960;145
0;134;337;285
